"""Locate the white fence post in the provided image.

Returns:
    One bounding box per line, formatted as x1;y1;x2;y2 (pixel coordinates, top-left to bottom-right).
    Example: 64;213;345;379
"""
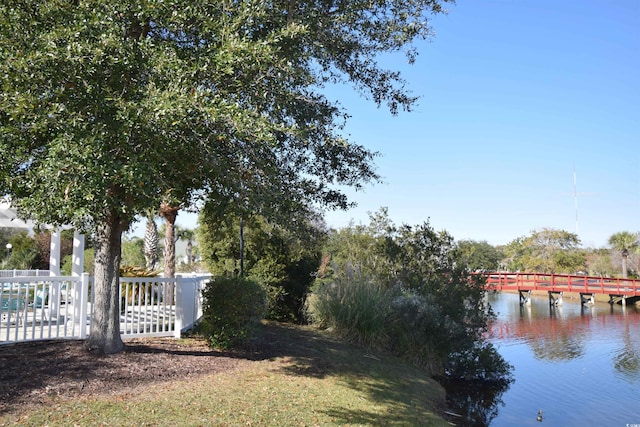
49;280;61;322
186;277;196;329
79;273;90;339
49;229;61;276
174;275;184;338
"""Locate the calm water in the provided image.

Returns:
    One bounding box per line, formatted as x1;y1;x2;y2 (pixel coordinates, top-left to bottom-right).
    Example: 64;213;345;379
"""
448;292;640;427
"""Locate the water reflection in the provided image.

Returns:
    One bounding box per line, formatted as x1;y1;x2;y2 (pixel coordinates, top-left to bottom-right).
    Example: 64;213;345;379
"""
613;314;640;382
445;293;640;426
489;295;640;367
442;378;510;427
520;305;587;362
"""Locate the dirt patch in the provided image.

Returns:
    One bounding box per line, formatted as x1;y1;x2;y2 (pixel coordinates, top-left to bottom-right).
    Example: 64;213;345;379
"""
0;336;253;414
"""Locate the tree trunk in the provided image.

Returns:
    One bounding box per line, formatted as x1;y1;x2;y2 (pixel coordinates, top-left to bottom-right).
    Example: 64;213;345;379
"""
622;251;628;279
160;204;179;279
239;217;244;276
85;215;127;354
160;203;179;304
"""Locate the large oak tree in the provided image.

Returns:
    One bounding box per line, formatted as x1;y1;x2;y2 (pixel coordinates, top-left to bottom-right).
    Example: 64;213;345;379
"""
1;0;453;353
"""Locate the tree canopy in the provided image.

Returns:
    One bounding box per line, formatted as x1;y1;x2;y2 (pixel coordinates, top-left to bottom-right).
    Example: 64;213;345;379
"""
1;1;453;353
456;240;502;272
502;228;585;274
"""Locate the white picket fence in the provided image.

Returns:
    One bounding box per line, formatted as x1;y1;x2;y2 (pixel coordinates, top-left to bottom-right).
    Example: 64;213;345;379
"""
0;273;210;344
0;269;51;278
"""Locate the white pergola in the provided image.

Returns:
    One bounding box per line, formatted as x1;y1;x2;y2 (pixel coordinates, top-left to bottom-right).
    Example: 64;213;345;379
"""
0;201;85;276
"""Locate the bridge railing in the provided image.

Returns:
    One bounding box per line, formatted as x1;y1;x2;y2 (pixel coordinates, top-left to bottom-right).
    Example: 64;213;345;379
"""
483;272;640;296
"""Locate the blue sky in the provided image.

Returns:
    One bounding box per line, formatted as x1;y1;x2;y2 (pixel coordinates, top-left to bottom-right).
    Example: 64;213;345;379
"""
322;0;639;248
132;0;639;248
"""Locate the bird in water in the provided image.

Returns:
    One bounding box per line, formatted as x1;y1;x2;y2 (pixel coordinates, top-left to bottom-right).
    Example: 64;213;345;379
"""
537;409;543;422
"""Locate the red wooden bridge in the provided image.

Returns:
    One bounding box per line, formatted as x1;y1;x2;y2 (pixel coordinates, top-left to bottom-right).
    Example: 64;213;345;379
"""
483;272;640;306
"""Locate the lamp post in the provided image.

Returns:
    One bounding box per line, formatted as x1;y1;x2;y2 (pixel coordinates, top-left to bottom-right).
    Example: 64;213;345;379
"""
5;242;12;259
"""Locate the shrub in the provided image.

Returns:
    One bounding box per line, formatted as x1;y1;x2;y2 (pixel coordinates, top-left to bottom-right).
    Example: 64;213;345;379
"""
246;254;319;323
387;291;448;375
200;276;266;349
247;256;288;321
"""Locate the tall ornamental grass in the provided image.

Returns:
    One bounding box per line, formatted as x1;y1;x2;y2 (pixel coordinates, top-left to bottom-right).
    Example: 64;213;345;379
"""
310;275;448;375
308;274;394;349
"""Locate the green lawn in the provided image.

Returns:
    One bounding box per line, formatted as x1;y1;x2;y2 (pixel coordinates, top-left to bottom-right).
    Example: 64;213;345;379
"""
0;323;450;426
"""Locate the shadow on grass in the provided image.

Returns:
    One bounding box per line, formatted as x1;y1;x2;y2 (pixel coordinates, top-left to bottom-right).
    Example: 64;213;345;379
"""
245;322;448;425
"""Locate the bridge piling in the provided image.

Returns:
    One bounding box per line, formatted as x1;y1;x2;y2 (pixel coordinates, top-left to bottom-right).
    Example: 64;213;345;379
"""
548;291;563;306
580;293;595;305
519;290;532;306
609;295;627;306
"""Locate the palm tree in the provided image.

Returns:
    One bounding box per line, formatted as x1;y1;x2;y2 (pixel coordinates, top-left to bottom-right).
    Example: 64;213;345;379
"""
143;211;159;270
608;231;639;278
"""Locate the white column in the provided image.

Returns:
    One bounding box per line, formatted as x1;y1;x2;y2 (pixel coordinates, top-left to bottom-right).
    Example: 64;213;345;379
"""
71;230;85;276
48;229;62;321
49;228;61;276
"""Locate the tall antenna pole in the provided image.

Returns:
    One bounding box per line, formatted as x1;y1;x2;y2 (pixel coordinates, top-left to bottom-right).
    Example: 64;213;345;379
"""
573;163;579;235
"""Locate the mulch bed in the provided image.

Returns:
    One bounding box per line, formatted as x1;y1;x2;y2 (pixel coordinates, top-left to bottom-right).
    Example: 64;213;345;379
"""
0;337;252;414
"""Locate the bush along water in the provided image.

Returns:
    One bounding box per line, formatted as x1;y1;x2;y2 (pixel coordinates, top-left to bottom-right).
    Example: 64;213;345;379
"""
199;276;267;349
309;209;513;384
